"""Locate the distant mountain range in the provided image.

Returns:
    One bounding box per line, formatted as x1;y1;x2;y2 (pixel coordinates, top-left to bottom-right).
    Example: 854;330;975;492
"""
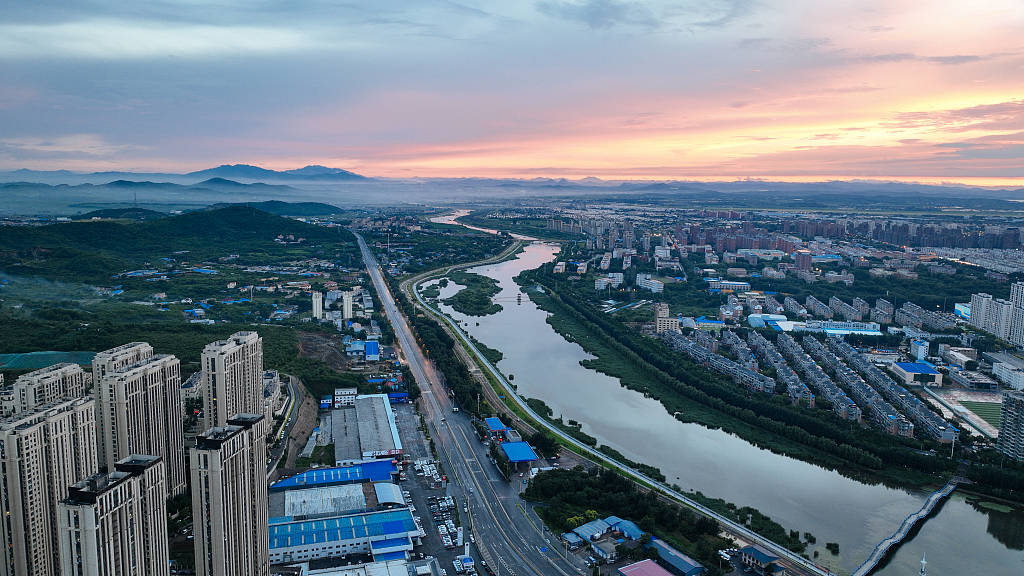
1;177;293;194
0;164;367;185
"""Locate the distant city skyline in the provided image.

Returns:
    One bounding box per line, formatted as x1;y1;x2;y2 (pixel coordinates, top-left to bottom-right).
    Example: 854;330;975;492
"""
1;1;1022;185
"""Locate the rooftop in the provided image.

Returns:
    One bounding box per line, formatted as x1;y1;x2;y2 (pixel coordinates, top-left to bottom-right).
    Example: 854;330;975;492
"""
270;461;398;491
740;544;779;565
485;417;507;432
894;362;941;375
619;559;674;576
500;441;538;463
650;538;704;574
268;508;416;550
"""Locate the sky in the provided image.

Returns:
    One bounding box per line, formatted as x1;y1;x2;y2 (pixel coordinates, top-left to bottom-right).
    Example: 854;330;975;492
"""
1;0;1023;184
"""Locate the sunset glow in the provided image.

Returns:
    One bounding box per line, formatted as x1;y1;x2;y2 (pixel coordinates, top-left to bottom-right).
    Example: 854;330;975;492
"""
2;1;1023;184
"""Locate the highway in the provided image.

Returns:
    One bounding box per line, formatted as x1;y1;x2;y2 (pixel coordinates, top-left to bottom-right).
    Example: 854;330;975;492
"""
356;232;586;576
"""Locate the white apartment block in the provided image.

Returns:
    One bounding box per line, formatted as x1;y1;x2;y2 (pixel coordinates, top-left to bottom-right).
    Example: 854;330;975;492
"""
994;362;1024;390
970;292;1024;345
191;414;270;576
2;363;85;417
58;455;169;576
312;291;324;320
0;398;98;576
636;273;664;293
201;331;264;429
343;292;354;320
96;352;186;496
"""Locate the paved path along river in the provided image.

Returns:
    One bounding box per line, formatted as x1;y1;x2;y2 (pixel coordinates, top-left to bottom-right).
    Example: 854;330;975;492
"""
424;236;1024;576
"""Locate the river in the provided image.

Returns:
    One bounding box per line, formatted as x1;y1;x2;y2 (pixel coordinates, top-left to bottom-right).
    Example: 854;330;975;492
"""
425;215;1023;575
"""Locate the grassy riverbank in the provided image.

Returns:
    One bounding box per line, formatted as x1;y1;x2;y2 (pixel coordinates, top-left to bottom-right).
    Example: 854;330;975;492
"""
443;270;502;316
517;268;952;489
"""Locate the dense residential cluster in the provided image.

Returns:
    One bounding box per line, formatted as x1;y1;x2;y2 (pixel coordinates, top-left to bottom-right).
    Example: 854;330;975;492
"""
0;332;281;576
532;205;1024;460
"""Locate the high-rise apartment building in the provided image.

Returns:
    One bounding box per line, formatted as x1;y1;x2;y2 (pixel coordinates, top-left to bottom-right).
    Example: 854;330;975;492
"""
201;332;264;429
0;398;98;576
997;390;1024;461
1011;281;1024;308
57;455;169;576
191;414;269;576
96;348;186;496
312;291;324;320
1;363;85;416
92;342;153;383
342;291;354;320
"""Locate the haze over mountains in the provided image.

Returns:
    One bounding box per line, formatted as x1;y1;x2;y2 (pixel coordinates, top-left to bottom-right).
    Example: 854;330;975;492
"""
3;163;1024;216
0;164;367;186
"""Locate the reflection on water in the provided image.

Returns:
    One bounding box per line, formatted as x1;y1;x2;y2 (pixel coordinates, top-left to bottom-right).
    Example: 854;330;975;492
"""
429;236;1024;576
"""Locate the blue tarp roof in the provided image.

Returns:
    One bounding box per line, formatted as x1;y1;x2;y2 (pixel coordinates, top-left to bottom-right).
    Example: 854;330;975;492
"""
562;532;585;545
373;551;408;561
268;509;415;550
895;362;940;375
485;417;507;432
365;341;380;356
573;518;610;541
269;461;397;491
606;517;644;540
500;441;538;463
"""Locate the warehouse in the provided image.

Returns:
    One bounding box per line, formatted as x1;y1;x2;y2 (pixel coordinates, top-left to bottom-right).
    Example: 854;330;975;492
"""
332;394;404;465
891;362;943;387
268;508;420;565
270;461;398;492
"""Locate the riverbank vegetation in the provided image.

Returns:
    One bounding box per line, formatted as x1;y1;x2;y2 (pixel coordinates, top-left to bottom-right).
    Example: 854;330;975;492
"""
518;262;1024;502
443;270;502;316
517;267;953;485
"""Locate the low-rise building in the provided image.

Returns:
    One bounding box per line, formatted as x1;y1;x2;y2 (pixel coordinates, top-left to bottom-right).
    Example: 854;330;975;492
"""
891;362;943;387
738;545;785;576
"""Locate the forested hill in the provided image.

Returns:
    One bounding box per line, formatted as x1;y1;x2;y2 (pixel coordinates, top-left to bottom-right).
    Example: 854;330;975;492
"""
0;206;352;282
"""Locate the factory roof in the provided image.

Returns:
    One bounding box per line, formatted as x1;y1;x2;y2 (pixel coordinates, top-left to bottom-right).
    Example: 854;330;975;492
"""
270;461;397;491
277;483;370;517
894;362;940;375
268;509;416;550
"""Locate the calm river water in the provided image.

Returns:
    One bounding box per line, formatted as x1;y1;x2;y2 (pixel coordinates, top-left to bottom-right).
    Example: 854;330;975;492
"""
424;237;1024;576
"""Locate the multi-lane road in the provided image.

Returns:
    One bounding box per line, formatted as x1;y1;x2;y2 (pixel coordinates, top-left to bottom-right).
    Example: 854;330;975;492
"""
356;232;585;576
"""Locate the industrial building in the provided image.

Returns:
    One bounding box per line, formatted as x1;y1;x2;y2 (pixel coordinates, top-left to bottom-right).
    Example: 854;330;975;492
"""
331;394;403;465
891;362;943;387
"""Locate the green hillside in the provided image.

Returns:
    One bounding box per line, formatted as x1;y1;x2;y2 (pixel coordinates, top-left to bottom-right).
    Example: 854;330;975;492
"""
0;205;353;282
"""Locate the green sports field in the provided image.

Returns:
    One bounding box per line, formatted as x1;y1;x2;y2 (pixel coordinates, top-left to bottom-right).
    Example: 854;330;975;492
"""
960;400;1002;429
